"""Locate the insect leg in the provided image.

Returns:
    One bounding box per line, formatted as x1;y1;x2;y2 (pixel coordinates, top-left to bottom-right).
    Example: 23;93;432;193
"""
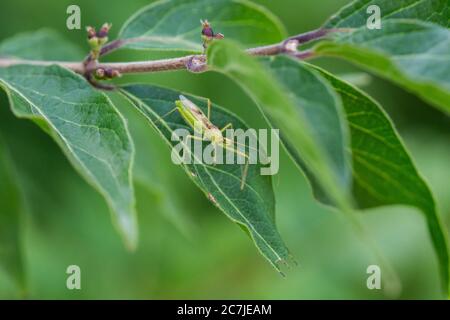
220;122;233;132
223;144;248;159
228;139;259;154
222;130;259;153
154;107;178;124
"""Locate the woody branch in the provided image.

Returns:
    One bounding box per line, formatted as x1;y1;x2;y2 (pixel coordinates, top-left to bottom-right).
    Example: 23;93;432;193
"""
0;23;349;87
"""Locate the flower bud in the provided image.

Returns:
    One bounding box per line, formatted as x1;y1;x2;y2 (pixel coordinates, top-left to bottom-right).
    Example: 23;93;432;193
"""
284;39;299;52
95;68;106;79
200;19;224;51
105;69;121;78
97;23;112;38
201;19;214;37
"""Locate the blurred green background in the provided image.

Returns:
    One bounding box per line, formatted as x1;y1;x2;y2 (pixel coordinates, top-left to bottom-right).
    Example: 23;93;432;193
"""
0;0;449;299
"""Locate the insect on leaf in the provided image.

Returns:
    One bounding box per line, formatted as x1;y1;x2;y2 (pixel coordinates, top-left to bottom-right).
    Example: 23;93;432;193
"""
120;84;292;272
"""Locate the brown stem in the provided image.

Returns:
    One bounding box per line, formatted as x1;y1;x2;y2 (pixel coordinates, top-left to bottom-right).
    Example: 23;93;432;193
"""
0;28;348;77
102;55;200;73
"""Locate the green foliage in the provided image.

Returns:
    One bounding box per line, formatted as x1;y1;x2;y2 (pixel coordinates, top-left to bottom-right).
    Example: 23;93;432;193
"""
0;138;24;292
260;56;351;204
119;0;286;52
313;65;450;294
207;41;450;293
0;65;137;248
0;28;83;60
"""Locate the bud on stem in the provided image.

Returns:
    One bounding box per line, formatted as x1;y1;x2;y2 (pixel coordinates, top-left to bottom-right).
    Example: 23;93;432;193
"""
86;23;112;60
200;19;224;51
94;67;121;80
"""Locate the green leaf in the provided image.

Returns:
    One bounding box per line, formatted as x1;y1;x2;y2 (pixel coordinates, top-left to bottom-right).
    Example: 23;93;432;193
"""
0;137;25;292
119;0;286;52
315;20;450;114
309;64;450;296
325;0;449;28
120;84;291;271
0;65;137;249
207;40;352;210
0;28;84;60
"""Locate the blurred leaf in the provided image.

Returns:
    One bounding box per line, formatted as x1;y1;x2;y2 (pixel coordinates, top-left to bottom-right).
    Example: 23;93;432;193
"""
325;0;449;28
207;40;352;210
0;136;25;292
259;56;351;204
135;178;196;239
315;20;450;114
0;28;83;60
118;0;286;52
311;64;450;295
0;65;137;249
121;84;291;271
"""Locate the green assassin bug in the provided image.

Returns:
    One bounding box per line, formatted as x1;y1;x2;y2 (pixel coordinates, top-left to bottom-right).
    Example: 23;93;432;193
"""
162;95;250;190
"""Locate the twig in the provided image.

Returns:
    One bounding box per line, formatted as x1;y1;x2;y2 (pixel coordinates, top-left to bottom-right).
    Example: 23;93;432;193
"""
0;28;348;77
